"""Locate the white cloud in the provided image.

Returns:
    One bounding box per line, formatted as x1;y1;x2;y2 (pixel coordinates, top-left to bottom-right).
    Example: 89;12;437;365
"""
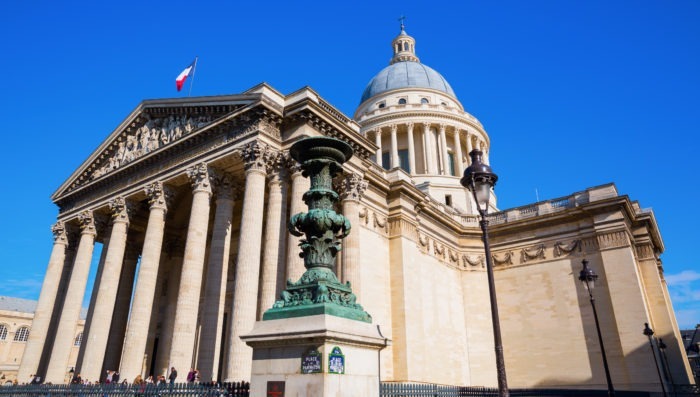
666;270;700;286
675;308;700;330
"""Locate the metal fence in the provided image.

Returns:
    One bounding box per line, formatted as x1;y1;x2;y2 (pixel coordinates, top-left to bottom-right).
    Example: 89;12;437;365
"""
380;383;700;397
0;382;249;397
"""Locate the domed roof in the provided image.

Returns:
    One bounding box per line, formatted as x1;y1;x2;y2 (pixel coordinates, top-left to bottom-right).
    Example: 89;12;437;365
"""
360;61;455;103
359;26;456;104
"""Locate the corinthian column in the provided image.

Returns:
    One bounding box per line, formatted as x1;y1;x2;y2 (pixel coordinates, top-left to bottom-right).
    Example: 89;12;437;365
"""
340;173;368;300
226;142;273;381
120;182;173;381
439;124;450;175
45;211;97;383
407;122;416;174
258;167;288;318
390;124;399;169
422;123;433;174
453;128;464;174
169;163;213;375
197;172;238;382
80;198;133;381
285;157;309;283
465;133;473;165
18;222;70;381
374;129;383;168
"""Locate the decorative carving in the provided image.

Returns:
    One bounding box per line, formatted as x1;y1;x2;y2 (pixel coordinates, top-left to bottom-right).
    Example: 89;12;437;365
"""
187;163;212;194
433;242;445;257
145;181;174;211
373;213;387;229
636;243;655;260
209;169;239;201
463;254;484;267
109;197;135;224
90;115;212;180
242;141;277;173
336;173;368;202
554;239;581;257
492;251;513;266
77;211;97;236
358;206;369;225
520;244;546;263
51;221;68;245
597;231;629;249
449;249;460;263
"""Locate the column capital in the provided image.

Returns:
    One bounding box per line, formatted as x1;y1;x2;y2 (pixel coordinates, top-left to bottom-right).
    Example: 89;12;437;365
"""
145;181;175;212
422;122;431;130
374;128;382;137
439;123;447;132
390;124;398;133
51;221;69;245
109;197;135;225
336;173;368;202
242;141;276;174
77;210;97;236
406;122;414;131
210;169;241;201
187;162;213;195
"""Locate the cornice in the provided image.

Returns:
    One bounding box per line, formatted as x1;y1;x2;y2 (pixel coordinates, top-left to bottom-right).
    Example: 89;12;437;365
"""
360;111;488;141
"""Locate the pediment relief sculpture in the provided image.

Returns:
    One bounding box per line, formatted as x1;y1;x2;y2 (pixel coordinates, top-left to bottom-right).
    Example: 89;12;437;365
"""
85;114;213;183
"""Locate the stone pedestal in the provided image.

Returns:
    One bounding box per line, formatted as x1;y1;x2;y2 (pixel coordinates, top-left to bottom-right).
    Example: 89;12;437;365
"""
242;315;388;397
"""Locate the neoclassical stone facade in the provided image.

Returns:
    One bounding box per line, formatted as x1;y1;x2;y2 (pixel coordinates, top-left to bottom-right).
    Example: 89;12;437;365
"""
20;27;694;392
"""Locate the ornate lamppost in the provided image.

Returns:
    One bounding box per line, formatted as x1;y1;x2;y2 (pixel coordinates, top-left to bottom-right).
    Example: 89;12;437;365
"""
578;259;615;397
644;323;668;397
460;149;509;397
657;338;676;394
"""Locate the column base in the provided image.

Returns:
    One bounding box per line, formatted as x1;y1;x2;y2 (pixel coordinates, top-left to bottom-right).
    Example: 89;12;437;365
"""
242;314;389;397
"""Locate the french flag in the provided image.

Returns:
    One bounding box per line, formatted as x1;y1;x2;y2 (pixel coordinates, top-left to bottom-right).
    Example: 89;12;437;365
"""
176;59;196;91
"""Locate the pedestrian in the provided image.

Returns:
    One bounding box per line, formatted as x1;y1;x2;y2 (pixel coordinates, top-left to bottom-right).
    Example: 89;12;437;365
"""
112;371;120;383
186;368;195;383
168;367;177;384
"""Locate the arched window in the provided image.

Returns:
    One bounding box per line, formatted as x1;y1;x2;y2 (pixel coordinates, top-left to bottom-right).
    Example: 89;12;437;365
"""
74;332;83;346
14;326;29;342
398;98;407;105
0;324;7;340
403;42;408;51
421;98;429;104
377;102;385;109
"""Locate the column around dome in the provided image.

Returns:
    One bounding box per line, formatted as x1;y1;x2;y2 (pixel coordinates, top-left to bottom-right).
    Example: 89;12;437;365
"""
374;129;383;168
439;124;449;175
407;122;416;175
453;128;464;175
390;124;399;169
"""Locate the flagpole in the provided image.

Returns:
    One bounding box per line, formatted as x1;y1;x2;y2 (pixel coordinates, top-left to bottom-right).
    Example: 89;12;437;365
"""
188;56;199;97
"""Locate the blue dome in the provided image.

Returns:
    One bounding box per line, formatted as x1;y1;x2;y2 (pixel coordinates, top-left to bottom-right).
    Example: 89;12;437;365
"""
360;61;456;104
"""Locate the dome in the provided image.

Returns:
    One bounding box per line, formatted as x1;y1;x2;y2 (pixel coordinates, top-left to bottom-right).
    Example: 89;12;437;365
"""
360;61;456;103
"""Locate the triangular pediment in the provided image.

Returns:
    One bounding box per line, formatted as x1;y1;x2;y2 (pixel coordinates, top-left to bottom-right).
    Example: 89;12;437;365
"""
52;93;269;201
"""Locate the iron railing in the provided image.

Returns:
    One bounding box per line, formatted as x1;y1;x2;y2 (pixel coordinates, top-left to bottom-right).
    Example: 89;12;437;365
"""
0;382;249;397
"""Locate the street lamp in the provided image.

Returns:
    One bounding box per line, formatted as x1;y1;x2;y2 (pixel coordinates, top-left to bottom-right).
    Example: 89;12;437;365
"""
578;259;615;397
460;149;509;397
643;323;668;397
657;338;676;394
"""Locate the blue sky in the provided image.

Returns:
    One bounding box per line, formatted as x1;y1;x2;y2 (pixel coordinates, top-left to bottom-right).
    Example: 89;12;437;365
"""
0;1;698;328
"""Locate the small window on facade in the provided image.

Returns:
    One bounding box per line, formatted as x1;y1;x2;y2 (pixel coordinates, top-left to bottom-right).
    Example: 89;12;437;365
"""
421;98;429;104
445;195;453;207
14;327;29;342
403;42;409;51
381;152;391;170
441;102;448;106
377;102;385;109
398;98;407;105
0;324;7;340
398;149;410;173
74;332;83;347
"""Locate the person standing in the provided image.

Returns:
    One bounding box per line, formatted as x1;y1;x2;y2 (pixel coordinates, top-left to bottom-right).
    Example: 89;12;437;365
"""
186;368;195;383
168;367;177;385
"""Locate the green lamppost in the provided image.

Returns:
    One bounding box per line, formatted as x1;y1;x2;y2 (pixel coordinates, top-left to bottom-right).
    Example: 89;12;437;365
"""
263;136;371;323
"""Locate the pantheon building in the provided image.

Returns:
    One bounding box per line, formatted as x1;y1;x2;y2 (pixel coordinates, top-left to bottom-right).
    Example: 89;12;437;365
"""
19;27;695;391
